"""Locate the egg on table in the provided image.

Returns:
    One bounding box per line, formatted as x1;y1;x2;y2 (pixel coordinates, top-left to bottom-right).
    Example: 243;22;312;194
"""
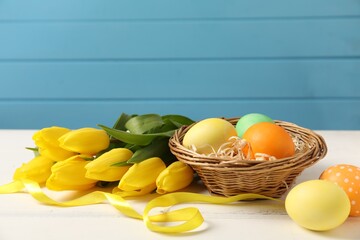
285;180;351;231
320;164;360;217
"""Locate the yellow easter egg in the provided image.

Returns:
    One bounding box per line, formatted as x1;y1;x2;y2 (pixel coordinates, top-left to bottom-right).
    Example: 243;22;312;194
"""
182;118;237;155
285;180;350;231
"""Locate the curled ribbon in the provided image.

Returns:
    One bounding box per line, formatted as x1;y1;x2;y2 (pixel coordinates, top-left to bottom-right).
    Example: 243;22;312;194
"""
0;179;281;234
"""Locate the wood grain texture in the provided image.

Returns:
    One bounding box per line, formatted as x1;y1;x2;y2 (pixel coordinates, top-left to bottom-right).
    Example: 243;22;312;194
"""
0;1;359;129
1;100;359;130
0;0;359;20
0;60;359;99
1;19;359;59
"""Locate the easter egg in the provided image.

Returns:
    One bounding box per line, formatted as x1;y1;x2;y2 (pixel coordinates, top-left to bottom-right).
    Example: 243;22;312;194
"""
182;118;237;155
285;180;351;231
242;122;295;159
235;113;274;138
320;164;360;217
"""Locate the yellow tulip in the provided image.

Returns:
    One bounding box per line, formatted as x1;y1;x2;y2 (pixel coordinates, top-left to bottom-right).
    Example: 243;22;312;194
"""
113;183;157;197
156;161;194;194
117;157;166;196
33;126;76;161
58;128;110;155
33;126;70;147
13;155;54;184
38;145;77;162
85;148;133;181
46;155;97;191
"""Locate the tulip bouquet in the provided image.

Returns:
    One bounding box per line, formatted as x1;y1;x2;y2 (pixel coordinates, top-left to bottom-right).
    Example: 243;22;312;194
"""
0;112;278;234
14;113;195;196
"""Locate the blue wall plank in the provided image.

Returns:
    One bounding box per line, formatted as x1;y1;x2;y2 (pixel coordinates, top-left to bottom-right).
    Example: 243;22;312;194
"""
0;1;359;130
0;60;359;99
1;100;359;130
0;0;359;20
1;19;359;59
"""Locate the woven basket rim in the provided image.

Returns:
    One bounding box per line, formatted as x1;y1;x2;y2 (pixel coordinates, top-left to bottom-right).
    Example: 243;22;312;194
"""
168;117;327;197
169;118;327;170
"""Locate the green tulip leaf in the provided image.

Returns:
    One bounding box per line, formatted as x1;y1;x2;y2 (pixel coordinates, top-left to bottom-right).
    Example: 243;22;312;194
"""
112;113;137;130
125;114;164;134
126;138;173;164
161;114;194;128
146;119;176;134
98;124;175;146
110;161;133;167
145;115;194;134
99;113;193;166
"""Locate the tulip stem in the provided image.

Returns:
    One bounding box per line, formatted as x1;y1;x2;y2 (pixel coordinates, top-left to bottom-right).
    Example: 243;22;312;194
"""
25;147;39;157
96;181;118;188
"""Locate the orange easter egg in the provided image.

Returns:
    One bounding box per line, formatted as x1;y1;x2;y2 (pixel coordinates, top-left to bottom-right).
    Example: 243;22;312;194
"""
320;164;360;217
242;122;295;159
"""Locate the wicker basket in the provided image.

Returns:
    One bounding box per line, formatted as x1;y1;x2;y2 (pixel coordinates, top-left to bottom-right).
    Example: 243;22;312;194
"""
169;118;327;198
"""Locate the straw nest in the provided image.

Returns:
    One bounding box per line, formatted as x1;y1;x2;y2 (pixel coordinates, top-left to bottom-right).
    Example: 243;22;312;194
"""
169;118;327;198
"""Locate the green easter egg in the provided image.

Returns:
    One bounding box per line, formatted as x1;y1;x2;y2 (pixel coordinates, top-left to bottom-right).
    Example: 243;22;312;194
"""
236;113;274;138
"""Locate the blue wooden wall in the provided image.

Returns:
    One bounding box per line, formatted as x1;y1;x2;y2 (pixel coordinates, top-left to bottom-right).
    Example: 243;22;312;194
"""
0;0;359;130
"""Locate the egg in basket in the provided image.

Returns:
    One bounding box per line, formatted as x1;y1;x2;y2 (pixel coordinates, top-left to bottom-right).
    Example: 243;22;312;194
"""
169;114;327;198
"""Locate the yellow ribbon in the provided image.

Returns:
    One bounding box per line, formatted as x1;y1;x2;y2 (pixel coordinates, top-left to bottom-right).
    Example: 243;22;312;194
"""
0;179;281;234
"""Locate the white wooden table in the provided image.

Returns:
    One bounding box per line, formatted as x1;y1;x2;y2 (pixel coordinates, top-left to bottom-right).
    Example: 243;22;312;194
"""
0;130;359;240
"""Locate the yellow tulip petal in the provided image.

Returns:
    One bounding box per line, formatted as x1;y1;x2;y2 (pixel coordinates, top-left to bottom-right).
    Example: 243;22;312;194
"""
13;156;54;184
118;157;166;192
156;161;194;194
59;128;110;155
46;156;97;191
39;145;76;162
85;148;133;181
113;183;156;197
32;126;71;148
85;148;132;171
86;166;130;182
